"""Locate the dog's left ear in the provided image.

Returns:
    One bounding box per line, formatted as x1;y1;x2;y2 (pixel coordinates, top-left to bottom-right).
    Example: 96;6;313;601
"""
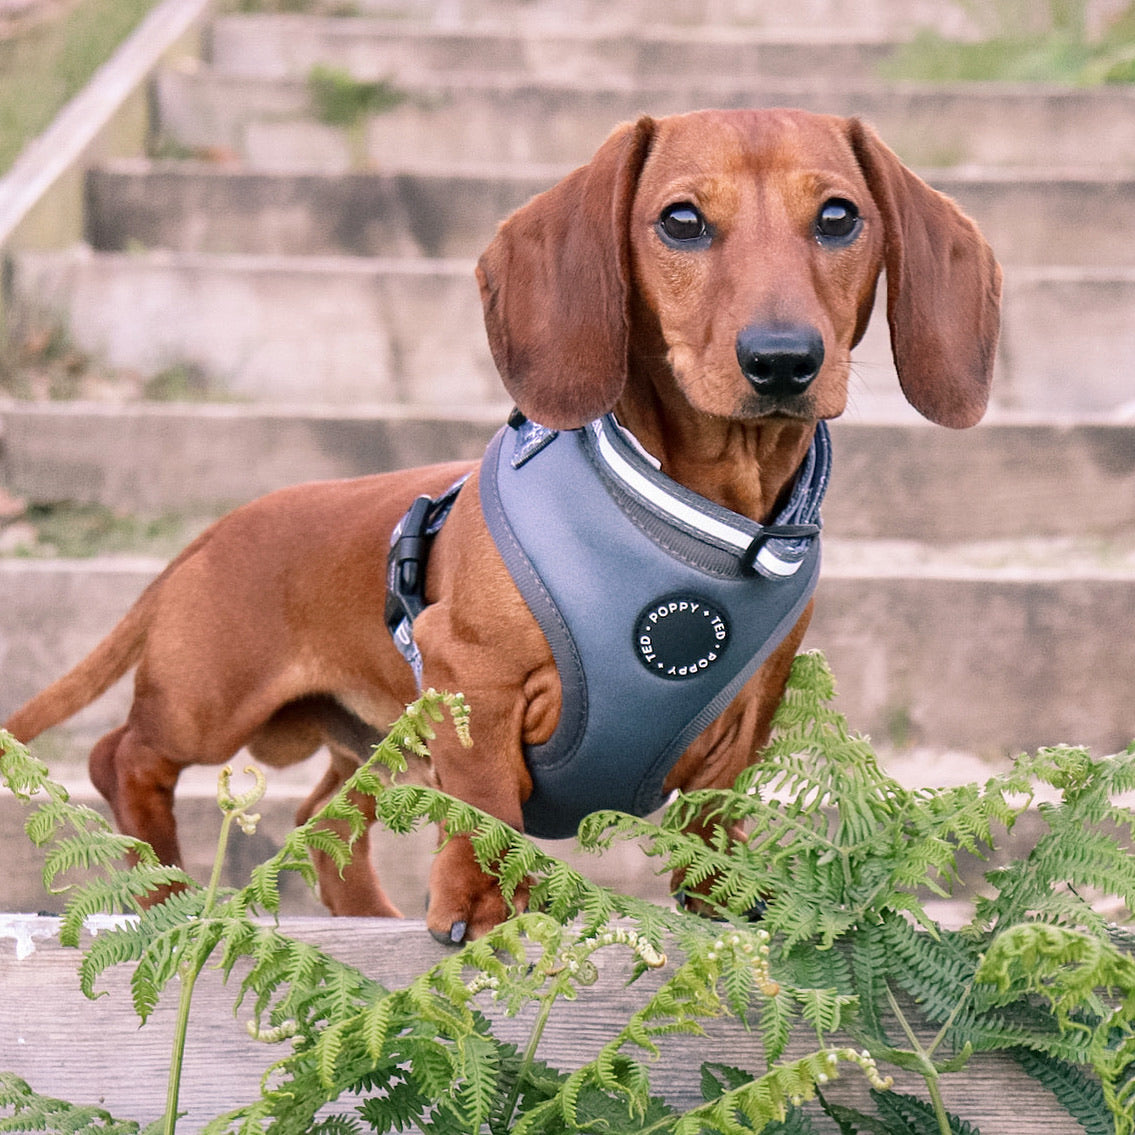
476;117;656;429
848;118;1002;428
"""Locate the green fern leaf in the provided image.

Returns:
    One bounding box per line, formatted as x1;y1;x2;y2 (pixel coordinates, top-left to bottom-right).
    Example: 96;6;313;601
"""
451;1032;500;1131
128;919;218;1022
315;1018;350;1089
0;1072;141;1134
407;1038;456;1100
308;1116;363;1135
816;1093;899;1134
700;1062;753;1101
77;918;150;999
1010;1048;1113;1135
763;1105;822;1134
871;1088;980;1135
793;987;858;1041
57;868;195;947
758;992;795;1067
355;1075;429;1134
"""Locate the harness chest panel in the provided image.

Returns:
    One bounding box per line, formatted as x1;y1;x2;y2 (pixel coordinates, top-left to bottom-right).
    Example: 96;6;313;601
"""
478;417;827;839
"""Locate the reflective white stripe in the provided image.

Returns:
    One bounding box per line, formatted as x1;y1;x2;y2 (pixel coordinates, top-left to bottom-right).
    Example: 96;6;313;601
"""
592;418;756;552
593;417;805;579
755;544;802;577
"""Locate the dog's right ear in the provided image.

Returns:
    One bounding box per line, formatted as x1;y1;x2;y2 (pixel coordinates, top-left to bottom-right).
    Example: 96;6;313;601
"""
476;117;656;430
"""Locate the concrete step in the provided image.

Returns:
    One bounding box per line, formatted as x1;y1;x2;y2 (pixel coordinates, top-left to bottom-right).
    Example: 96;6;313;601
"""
3;553;1133;763
154;65;1135;172
3;404;1134;545
87;160;1135;268
11;247;1135;416
218;0;1075;39
206;14;899;85
9;248;502;407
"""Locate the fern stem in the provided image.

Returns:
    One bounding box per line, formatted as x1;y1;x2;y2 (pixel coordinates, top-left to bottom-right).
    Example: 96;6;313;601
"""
885;985;953;1135
926;977;975;1061
163;950;199;1135
163;801;241;1134
499;990;558;1132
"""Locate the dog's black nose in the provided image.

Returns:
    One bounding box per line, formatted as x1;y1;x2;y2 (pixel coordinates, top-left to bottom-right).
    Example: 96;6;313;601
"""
735;324;825;398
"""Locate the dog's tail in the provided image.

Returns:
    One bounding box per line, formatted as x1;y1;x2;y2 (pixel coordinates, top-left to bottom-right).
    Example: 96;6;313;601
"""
4;583;157;743
4;530;209;743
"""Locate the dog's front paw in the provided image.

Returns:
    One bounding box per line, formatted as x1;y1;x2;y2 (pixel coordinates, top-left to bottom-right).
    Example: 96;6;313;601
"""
426;836;529;945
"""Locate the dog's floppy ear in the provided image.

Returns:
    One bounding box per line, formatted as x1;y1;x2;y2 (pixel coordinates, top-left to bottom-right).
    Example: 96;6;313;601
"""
476;117;656;429
848;118;1002;428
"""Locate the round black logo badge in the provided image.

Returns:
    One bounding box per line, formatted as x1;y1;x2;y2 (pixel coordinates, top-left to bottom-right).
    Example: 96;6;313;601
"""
635;595;729;680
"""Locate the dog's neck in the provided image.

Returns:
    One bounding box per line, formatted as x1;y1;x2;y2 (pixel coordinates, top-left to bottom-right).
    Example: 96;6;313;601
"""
612;389;816;526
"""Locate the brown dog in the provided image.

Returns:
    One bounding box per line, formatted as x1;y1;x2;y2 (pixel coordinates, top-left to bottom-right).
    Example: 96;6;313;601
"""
5;109;1001;942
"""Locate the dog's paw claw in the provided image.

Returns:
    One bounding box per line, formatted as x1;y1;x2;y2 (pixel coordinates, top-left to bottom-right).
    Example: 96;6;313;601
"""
429;920;468;947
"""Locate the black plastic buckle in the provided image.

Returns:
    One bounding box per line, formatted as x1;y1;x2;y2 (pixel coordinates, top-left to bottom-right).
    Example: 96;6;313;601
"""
384;494;434;636
740;522;821;576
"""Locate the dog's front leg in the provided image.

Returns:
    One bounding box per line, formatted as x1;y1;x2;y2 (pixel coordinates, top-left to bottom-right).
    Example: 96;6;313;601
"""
406;495;555;944
417;692;535;944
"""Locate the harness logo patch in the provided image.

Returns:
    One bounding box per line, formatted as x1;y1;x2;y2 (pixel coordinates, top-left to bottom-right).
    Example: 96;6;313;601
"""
635;595;729;680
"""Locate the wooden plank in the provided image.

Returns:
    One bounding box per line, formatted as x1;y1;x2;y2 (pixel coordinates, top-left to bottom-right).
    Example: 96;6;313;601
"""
0;915;1083;1132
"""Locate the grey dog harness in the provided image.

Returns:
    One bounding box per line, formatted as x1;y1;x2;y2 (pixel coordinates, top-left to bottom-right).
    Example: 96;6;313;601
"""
387;414;830;839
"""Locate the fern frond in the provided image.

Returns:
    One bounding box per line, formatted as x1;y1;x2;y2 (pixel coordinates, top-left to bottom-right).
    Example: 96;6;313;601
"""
24;797;110;847
875;914;980;1026
77;918;151;999
1010;1048;1113;1135
406;1036;457;1100
870;1088;980;1135
354;1075;429;1134
0;732;67;802
315;1018;351;1089
307;1116;363;1135
679;1049;891;1135
0;1071;141;1134
42;833;160;889
57;867;197;946
758;992;795;1068
762;1105;823;1134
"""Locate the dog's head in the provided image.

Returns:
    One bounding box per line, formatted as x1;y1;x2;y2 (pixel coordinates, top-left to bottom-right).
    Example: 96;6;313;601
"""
476;108;1002;432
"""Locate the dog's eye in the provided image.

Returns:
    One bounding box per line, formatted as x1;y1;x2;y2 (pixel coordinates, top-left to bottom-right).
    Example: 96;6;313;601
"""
658;203;710;245
815;198;861;244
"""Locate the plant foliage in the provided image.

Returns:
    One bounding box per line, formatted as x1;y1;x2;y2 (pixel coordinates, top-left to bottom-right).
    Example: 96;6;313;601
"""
2;658;1134;1134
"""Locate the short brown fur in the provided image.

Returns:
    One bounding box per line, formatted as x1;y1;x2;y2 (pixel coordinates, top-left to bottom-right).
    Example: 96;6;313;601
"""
5;110;1001;941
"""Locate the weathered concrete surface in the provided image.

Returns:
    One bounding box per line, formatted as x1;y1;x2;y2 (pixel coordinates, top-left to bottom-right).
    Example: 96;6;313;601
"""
807;571;1135;756
4;558;1132;758
334;0;1111;38
4;407;1135;544
9;248;503;406
86;162;546;259
154;68;1135;172
86;161;1135;267
0;403;501;513
207;15;899;83
11;246;1135;416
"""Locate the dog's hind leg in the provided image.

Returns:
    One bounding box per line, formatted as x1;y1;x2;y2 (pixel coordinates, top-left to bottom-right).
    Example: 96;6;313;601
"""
88;723;188;903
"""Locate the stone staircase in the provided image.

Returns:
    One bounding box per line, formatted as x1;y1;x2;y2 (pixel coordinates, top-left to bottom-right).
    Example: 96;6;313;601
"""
2;0;1134;913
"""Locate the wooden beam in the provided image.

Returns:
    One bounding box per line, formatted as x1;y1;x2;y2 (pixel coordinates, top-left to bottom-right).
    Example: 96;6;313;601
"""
0;914;1084;1132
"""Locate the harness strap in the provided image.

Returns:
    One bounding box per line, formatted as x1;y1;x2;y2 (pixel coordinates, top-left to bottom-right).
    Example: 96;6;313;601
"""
384;475;468;686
